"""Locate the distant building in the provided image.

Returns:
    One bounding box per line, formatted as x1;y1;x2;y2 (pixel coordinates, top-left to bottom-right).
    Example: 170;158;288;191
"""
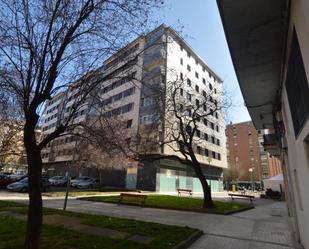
226;121;282;182
41;24;227;192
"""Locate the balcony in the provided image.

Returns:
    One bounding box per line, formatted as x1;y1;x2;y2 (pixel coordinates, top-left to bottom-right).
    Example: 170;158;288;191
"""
262;133;280;157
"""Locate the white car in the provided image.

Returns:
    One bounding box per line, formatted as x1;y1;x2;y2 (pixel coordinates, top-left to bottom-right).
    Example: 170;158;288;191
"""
48;176;68;186
70;176;92;187
76;178;99;189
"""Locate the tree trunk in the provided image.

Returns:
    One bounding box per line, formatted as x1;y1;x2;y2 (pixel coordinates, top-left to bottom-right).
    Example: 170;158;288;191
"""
192;160;215;209
24;116;43;249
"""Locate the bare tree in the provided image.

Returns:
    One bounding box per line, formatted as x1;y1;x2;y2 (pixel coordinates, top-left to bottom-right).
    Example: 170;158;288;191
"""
0;1;163;248
82;67;230;208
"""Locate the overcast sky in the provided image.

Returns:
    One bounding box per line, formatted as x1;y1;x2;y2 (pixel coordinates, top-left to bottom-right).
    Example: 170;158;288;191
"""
159;0;251;124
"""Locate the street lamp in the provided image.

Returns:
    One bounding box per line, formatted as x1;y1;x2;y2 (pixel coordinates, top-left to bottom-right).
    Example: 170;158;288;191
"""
249;168;254;191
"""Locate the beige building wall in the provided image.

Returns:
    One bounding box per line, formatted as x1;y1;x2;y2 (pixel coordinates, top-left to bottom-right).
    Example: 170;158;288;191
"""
280;0;309;247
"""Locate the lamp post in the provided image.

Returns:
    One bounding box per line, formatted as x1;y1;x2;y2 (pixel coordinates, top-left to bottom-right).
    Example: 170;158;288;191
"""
249;168;254;192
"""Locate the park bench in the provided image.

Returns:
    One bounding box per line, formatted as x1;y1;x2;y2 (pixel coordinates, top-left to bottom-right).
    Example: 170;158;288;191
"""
177;188;192;196
228;193;255;203
119;192;147;205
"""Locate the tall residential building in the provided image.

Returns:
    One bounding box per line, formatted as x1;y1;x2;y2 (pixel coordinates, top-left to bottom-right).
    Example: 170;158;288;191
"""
226;121;282;182
41;24;227;192
226;121;262;181
218;1;309;247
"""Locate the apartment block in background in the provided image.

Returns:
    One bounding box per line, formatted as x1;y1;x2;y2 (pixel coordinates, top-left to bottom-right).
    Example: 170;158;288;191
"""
226;121;282;182
41;24;227;192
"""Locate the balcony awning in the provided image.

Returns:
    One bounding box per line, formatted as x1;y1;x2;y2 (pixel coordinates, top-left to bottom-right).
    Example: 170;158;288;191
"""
217;0;289;129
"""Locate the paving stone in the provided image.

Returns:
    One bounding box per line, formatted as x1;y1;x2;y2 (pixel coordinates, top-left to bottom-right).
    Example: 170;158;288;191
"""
43;214;129;239
0;210;26;220
128;234;154;244
72;224;129;239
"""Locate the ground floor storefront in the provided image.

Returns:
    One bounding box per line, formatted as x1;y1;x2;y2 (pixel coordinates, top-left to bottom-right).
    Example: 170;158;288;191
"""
43;158;224;193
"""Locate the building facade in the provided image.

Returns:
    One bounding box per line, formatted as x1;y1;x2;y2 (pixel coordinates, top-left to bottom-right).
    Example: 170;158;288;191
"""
41;25;227;192
218;0;309;247
226;121;282;183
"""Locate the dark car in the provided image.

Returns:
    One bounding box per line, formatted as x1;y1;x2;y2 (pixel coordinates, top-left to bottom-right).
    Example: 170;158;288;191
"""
0;174;15;188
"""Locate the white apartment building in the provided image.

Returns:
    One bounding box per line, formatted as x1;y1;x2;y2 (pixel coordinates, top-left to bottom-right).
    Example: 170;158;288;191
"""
41;25;227;192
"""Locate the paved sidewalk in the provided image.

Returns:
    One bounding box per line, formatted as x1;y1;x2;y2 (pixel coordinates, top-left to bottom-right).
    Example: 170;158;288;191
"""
37;197;302;249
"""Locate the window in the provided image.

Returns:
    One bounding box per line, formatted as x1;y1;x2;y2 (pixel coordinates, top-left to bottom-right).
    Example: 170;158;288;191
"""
187;78;191;86
286;29;309;136
195;99;200;106
186;93;192;101
202;78;206;84
203;105;207;111
187;51;191;58
209;83;213;90
195;59;198;65
187;64;191;72
214;88;217;94
141;97;154;107
180;44;183;51
126;119;133;128
195;72;199;78
196;129;201;138
205;149;209;156
215;112;218;119
180;88;183;96
179;104;184;112
210;122;214;130
212;151;216;159
218;153;221;161
203;118;208;126
202;66;206;72
202;90;206;98
180;58;183;65
211;136;215;144
180;72;183;80
197;146;202;154
204;133;208;141
216;125;219;132
195;85;199;92
217;139;220;146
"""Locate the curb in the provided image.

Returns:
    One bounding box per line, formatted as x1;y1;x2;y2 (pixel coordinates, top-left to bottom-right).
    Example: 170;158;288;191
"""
78;197;254;215
173;230;203;249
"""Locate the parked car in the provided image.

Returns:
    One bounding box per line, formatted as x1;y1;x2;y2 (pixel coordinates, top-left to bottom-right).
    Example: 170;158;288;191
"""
48;176;68;186
0;174;15;188
70;176;92;187
76;178;100;189
7;177;51;192
8;174;27;181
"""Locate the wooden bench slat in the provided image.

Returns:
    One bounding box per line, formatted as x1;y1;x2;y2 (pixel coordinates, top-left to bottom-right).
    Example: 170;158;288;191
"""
228;193;255;203
177;188;192;196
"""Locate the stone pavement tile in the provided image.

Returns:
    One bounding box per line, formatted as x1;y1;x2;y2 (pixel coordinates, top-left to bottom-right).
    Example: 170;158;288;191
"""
43;214;81;227
43;214;130;240
189;235;297;249
251;220;295;246
189;234;249;249
249;241;296;249
128;234;154;244
0;210;26;220
72;224;130;239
